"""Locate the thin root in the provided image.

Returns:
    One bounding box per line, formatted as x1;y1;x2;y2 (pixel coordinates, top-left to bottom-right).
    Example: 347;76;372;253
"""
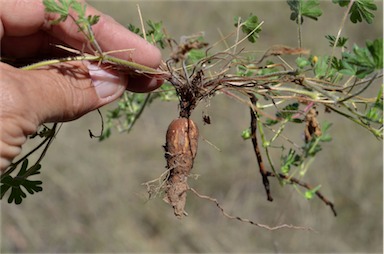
189;188;316;231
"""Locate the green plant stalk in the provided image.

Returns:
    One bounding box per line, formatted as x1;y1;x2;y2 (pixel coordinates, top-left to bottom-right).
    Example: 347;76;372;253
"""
126;93;152;132
303;79;340;102
257;116;283;185
24;124;58;178
67;12;102;54
299;156;315;177
292;182;321;200
271;86;322;100
338;99;379;120
21;54;162;75
327;104;382;139
269;119;289;144
103;55;163;74
375;84;383;103
307;136;321;156
83;22;102;53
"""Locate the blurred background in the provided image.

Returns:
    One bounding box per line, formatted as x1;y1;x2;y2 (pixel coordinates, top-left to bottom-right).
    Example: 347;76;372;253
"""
1;0;383;252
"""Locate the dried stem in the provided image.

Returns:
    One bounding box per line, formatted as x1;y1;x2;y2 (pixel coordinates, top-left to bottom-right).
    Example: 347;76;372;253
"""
247;94;337;216
249;94;273;201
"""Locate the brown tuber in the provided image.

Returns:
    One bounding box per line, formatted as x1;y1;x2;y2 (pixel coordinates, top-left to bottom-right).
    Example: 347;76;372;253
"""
163;117;199;218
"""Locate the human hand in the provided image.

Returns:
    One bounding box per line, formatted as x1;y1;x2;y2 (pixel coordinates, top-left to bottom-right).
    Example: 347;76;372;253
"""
0;0;163;170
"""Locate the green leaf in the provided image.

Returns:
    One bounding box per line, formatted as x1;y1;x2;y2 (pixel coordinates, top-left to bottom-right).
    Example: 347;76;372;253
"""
321;121;332;133
127;24;142;36
320;134;332;142
0;159;43;204
43;0;72;24
341;39;382;78
303;121;332;157
296;56;311;69
99;127;111;141
87;15;100;26
237;64;252;77
313;56;329;78
332;0;348;7
304;185;321;199
313;56;338;79
265;119;279;126
325;35;348;48
30;126;54;139
303;138;322;157
7;185;27;205
43;0;70;15
234;14;262;43
158;82;177;101
0;175;13;199
21;179;43;195
100;92;163;139
281;149;302;174
350;0;377;24
187;49;207;64
70;0;86;18
146;20;166;48
266;103;303;125
333;0;377;24
331;57;355;76
18;159;29;176
364;87;383;124
287;0;323;24
366;38;383;69
27;163;42;177
276;103;300;120
365;107;383;124
99;83;178;140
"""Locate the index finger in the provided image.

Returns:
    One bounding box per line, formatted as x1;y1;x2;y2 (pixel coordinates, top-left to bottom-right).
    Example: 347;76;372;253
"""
0;0;161;69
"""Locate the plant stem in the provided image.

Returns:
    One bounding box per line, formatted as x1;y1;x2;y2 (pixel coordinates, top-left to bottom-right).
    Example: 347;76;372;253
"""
326;104;382;139
270;119;288;144
256;113;283;185
126;93;152;132
0;126;56;180
20;54;163;75
326;0;355;77
24;124;58;178
297;1;302;50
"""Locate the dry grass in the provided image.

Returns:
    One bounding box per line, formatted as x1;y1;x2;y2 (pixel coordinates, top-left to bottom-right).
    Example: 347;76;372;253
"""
1;1;383;253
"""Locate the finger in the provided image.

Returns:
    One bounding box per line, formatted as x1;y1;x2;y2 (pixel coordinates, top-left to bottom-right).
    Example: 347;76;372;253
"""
0;0;162;70
127;75;164;93
0;61;126;125
46;4;162;69
0;59;153;171
0;0;46;37
0;31;67;59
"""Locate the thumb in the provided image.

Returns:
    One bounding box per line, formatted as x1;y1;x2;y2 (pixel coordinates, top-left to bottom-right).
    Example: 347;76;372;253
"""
0;62;126;170
25;61;127;124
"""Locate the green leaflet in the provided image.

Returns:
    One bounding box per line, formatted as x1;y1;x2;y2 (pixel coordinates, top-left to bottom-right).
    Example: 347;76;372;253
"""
287;0;323;24
1;160;43;204
333;0;377;24
234;14;262;43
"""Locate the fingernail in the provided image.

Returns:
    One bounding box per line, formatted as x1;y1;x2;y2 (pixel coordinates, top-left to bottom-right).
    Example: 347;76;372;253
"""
87;63;126;99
